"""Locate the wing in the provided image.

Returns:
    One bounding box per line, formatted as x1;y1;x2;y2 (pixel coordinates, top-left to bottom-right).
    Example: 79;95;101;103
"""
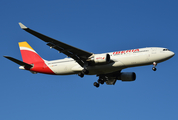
19;23;93;67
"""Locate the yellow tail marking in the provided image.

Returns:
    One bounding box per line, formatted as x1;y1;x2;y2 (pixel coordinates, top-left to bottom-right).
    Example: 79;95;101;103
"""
18;41;34;51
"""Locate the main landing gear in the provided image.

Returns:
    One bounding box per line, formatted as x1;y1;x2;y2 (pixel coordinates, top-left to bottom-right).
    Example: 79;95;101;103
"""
152;62;157;71
78;69;89;78
93;82;100;88
78;72;84;78
93;78;105;88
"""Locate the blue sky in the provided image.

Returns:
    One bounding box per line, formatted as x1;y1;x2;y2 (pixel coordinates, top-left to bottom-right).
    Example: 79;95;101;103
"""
1;0;178;120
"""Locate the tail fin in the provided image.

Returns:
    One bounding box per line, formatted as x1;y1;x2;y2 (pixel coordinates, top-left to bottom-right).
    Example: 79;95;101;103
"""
18;41;44;64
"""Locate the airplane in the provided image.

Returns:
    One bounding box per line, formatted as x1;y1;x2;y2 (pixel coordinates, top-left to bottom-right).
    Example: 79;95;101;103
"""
4;23;175;88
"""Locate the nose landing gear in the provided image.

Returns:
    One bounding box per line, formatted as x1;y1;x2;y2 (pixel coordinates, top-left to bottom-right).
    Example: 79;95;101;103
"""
152;62;157;71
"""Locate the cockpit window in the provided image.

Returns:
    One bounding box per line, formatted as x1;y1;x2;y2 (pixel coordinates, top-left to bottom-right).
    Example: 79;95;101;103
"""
163;49;170;51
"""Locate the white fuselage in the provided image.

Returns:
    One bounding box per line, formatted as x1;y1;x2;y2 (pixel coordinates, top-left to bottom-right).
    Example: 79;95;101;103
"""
45;47;175;75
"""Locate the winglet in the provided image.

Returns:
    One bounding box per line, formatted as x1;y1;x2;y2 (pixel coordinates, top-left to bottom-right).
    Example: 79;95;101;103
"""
19;22;27;29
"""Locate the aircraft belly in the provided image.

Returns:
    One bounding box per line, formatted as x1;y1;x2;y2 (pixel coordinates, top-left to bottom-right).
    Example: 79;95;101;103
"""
48;62;77;75
87;62;125;75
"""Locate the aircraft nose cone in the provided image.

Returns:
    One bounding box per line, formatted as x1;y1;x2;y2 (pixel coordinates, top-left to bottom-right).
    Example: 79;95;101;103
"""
169;51;175;58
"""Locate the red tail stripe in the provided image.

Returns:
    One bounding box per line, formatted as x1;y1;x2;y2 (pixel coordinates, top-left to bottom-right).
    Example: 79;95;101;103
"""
20;50;55;74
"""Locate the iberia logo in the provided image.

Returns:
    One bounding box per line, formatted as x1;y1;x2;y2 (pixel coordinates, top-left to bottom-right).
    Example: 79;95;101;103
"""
96;57;105;59
113;49;139;55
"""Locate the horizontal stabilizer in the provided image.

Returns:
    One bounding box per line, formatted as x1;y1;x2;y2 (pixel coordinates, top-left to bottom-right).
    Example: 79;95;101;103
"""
4;56;33;69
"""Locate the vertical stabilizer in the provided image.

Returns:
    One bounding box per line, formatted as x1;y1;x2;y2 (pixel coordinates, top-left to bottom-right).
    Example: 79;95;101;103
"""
19;41;44;64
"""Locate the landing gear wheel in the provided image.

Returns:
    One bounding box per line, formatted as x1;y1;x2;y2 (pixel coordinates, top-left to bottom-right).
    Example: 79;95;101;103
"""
152;67;157;71
100;81;104;84
93;82;100;88
98;79;104;84
78;72;84;78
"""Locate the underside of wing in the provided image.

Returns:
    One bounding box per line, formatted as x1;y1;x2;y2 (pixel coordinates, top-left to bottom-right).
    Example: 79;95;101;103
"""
19;23;93;67
97;70;121;85
4;56;33;69
96;70;136;86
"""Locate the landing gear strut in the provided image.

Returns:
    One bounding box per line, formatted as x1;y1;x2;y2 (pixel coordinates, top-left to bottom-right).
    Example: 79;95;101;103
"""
82;69;89;74
152;62;157;71
98;78;104;84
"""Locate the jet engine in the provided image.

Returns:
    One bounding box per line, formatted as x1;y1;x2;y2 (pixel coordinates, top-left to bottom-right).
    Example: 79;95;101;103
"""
92;54;110;64
118;72;136;81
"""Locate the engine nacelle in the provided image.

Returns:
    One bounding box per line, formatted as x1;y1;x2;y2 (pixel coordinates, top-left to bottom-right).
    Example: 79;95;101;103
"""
118;72;136;81
93;54;110;64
